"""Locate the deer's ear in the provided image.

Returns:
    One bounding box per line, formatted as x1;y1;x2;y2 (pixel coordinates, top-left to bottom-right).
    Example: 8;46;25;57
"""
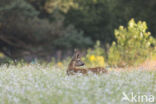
76;53;80;58
74;49;78;53
72;49;79;59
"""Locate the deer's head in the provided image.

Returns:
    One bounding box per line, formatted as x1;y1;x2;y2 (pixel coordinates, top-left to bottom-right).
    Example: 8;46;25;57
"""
71;49;85;67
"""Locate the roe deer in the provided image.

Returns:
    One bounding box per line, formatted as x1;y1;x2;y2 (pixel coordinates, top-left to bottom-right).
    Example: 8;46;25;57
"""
67;50;107;75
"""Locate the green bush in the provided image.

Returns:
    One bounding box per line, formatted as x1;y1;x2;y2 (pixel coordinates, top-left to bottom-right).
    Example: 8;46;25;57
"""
108;19;155;67
82;41;106;67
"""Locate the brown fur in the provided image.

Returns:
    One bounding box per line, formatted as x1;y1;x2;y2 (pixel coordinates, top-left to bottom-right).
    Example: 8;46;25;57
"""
67;50;107;75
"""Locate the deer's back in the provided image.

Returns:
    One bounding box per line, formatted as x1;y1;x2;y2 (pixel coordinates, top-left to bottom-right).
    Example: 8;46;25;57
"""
67;67;107;75
87;67;107;74
67;68;88;75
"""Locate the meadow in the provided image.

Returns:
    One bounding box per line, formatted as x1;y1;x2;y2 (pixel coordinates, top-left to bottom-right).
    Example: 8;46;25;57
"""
0;64;155;104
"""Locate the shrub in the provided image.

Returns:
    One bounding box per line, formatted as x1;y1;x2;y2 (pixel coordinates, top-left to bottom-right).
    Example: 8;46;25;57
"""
82;41;106;67
108;19;156;67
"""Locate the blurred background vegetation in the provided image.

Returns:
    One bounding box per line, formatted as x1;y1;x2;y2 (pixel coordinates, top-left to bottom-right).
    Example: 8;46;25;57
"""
0;0;156;67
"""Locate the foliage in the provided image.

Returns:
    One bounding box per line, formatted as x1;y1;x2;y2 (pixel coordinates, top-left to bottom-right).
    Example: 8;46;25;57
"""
44;0;78;13
82;41;106;67
65;0;116;43
0;0;90;59
108;19;156;67
0;0;39;19
53;25;93;49
0;0;39;59
65;0;156;44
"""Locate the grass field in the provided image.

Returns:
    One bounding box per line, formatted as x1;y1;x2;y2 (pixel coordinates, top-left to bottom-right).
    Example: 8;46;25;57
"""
0;64;155;104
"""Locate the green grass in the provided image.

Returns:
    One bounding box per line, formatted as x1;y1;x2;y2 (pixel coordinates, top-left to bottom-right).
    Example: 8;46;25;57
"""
0;64;155;104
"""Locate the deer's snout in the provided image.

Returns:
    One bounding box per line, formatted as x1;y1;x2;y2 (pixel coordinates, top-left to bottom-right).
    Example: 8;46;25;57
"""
75;60;85;66
78;62;85;66
81;62;85;66
81;63;85;66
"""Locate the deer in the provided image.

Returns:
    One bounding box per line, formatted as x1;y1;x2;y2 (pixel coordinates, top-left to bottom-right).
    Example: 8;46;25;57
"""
67;50;108;75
